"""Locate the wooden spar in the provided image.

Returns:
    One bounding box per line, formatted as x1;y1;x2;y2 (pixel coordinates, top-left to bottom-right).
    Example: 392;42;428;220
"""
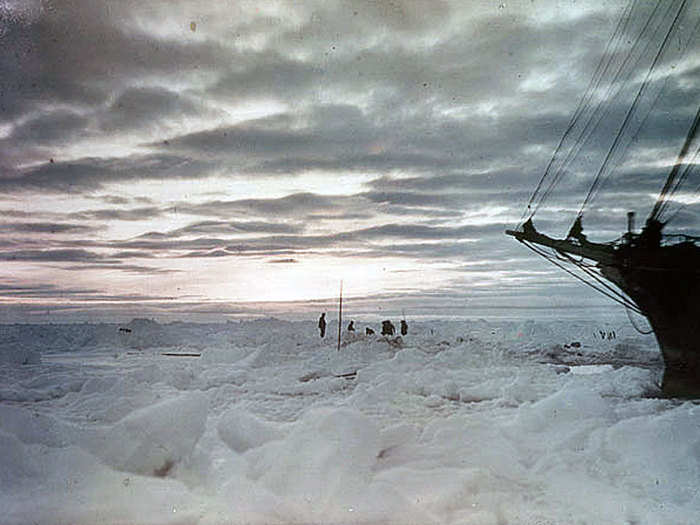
337;280;343;352
505;226;615;265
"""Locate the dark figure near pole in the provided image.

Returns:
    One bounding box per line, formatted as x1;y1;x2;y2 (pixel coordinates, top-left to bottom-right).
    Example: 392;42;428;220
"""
366;327;375;335
348;320;355;332
400;319;408;336
381;320;396;336
318;313;326;338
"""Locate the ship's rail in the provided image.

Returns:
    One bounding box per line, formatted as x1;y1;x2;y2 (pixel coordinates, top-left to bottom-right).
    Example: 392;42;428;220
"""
608;232;700;248
659;233;700;246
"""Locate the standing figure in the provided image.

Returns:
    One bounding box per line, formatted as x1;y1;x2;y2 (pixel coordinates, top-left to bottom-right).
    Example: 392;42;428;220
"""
318;313;326;338
400;319;408;336
347;320;355;332
381;320;395;336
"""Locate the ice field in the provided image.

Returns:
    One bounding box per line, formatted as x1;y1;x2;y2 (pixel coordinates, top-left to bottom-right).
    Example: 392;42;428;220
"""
1;316;699;525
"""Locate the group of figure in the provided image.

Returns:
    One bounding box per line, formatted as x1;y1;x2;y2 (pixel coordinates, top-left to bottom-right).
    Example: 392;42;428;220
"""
599;330;616;340
317;313;408;338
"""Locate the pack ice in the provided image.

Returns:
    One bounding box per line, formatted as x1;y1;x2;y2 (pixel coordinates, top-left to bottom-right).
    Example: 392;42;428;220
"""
1;317;698;525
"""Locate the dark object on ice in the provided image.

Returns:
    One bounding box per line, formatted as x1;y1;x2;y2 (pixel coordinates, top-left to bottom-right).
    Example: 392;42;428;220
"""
347;320;355;332
386;336;403;348
334;371;357;379
508;219;700;397
381;320;395;336
118;327;132;333
400;319;408;336
299;371;323;383
505;3;700;398
539;343;662;371
153;459;174;477
564;341;582;349
365;327;375;335
161;353;201;357
318;312;326;338
597;330;616;340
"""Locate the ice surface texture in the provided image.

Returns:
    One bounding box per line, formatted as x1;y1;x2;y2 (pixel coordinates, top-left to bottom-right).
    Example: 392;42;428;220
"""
0;317;697;525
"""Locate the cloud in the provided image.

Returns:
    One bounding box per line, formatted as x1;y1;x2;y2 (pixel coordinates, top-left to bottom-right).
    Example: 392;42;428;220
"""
0;281;174;300
353;223;501;240
1;0;697;319
1;0;227;120
0;248;177;275
0;222;96;234
168;220;305;237
68;207;166;222
7;110;90;145
2;154;215;193
60;263;180;275
0;249;104;262
176;192;346;219
96;220;509;262
0;282;99;297
99;86;219;133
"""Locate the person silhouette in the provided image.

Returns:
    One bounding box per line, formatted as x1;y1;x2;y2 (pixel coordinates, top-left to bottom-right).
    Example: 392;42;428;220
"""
318;313;326;338
381;320;395;336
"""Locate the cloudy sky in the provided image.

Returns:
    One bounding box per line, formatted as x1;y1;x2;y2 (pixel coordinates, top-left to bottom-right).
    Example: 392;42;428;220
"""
1;0;698;322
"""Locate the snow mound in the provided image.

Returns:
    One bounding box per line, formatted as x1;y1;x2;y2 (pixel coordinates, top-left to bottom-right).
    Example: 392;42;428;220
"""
0;345;41;365
0;431;36;492
87;392;208;476
217;407;285;453
3;316;689;525
0;405;75;447
247;407;382;521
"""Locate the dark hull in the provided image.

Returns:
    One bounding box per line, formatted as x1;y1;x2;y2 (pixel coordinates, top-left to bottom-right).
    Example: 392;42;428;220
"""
506;226;700;397
600;243;700;397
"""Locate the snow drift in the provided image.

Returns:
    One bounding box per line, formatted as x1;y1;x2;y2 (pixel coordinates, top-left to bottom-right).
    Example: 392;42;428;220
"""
1;317;697;525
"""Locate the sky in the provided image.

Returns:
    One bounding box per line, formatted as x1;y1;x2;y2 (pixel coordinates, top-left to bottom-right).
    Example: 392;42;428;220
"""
1;0;698;323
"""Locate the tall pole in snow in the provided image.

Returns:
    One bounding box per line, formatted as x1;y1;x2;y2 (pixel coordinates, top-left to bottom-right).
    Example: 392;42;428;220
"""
337;280;343;352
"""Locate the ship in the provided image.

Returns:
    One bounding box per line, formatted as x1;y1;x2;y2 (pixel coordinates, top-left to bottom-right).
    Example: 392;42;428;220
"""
506;0;700;397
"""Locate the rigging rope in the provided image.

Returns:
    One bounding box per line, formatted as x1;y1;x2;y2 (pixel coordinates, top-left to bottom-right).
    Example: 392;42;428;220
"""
520;240;644;314
578;0;690;217
555;251;644;312
524;0;700;229
624;303;655;334
511;0;699;339
619;14;700;177
523;0;636;221
663;145;700;224
529;0;668;221
650;105;700;223
544;0;663;199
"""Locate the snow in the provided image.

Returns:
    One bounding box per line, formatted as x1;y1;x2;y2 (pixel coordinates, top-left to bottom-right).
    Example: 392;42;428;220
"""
1;316;698;524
